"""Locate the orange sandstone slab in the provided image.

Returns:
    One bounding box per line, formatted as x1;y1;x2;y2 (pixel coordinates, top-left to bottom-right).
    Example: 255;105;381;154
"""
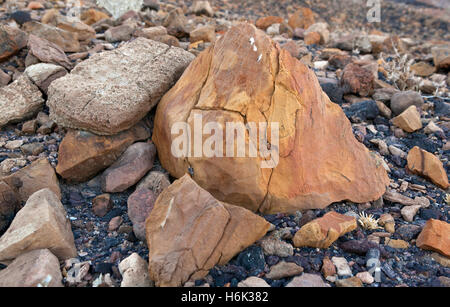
407;146;449;189
416;219;450;257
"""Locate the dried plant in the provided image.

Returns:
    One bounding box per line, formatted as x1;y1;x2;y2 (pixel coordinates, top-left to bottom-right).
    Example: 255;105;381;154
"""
358;212;382;230
379;51;417;91
445;194;450;205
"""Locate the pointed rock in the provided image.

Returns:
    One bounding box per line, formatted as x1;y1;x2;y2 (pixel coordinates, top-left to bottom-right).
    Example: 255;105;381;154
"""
145;174;270;287
152;23;389;214
407;146;449;189
0;189;76;264
392;105;422;133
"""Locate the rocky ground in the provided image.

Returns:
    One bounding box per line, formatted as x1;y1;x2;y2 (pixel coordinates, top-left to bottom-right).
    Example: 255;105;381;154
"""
0;0;449;288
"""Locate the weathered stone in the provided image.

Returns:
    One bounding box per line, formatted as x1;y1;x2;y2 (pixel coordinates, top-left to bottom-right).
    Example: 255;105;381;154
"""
108;216;122;232
416;219;450;257
153;23;389;214
134;26;167;40
2;158;60;202
127;188;157;242
321;257;336;278
24;63;67;94
386;238;410;249
105;25;135;43
43;13;96;42
0;25;28;61
23;21;80;52
136;171;171;195
304;31;321;45
145;175;270;287
163;8;189;38
48;38;194;135
101;142;156;193
237;276;270;287
407;146;449;189
92;194;113;217
119;253;153;287
331;256;352;277
256;16;284;30
190;25;216;43
392;106;422;133
56;123;150;182
304;23;329;45
0;75;44;128
288;7;315;30
0;249;63;287
431;45;450;70
390;91;424;116
27;34;73;70
293;212;357;248
259;236;293;257
335;276;363;287
356;271;374;284
340;63;374;97
432;252;450;268
411;62;436;77
266;261;303;279
81;9;110;25
286;273;330;287
401;205;421;222
0;189;76;264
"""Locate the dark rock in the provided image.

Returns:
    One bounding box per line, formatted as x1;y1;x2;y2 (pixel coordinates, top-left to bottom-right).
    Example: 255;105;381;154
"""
318;77;344;104
11;11;32;25
236;246;266;276
396;224;422;241
344;100;379;122
340;239;379;255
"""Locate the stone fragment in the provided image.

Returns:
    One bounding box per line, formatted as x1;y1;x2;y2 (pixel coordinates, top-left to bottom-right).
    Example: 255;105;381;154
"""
23;21;80;52
416;219;450;257
24;63;67;94
335;276;363;287
237;276;270;287
390;91;424;116
119;253;153;287
340;63;374;97
392;106;423;133
92;194;113;217
331;256;352;277
288;8;315;30
286;273;330;287
0;25;28;61
407;146;449;189
265;261;303;280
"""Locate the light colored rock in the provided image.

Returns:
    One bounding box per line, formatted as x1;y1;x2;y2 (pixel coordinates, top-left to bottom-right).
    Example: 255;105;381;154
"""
96;0;143;19
356;271;374;284
424;121;444;135
432;252;450;268
259;236;293;257
48;37;194;135
237;276;270;287
416;219;450;257
304;23;329;45
25;63;67;94
0;75;44;128
0;249;63;287
407;146;449;189
152;23;389;214
286;273;330;287
119;253;153;287
392;105;422;132
401;204;421;222
386;238;410;249
190;1;214;17
335;276;363;287
145;174;270;287
293;212;357;248
2;158;61;202
265;261;303;280
331;257;352;277
0;189;76;264
288;7;315;30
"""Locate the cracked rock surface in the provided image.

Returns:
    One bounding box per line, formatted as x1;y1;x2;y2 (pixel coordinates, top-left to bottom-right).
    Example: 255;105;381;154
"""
47;37;195;135
153;23;389;214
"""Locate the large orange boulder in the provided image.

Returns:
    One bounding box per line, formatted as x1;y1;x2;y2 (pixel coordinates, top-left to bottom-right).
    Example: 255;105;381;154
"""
145;174;270;287
416;219;450;257
153;23;389;214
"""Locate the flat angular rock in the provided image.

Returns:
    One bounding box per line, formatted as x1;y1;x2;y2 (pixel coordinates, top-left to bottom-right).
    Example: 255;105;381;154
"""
0;25;28;61
237;276;270;287
145;174;270;287
153;23;389;214
0;189;76;264
0;181;21;234
2;158;60;202
0;249;63;287
286;273;330;287
43;13;96;42
24;63;67;94
23;21;80;52
407;146;449;189
0;75;44;128
265;261;303;280
56;123;150;182
101;142;156;193
293;211;357;248
416;219;450;257
27;34;73;70
48;38;194;135
392;106;422;132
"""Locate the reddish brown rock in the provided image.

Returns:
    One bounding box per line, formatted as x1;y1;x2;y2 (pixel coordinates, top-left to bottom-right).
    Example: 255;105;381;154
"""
101;142;156;193
22;21;80;53
127;188;158;242
304;31;321;45
431;45;450;70
411;62;436;77
43;13;96;42
190;25;216;43
416;219;450;257
0;181;21;234
0;25;28;61
407;146;449;189
0;189;76;264
293;211;357;248
2;158;61;202
27;34;72;70
81;9;110;25
288;7;315;30
340;63;374;97
152;23;389;214
321;257;336;277
145;175;270;287
92;194;113;217
0;249;63;287
56;123;150;182
256;16;284;30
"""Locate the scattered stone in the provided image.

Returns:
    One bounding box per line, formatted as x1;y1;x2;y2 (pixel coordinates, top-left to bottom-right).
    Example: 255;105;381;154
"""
304;23;329;45
92;194;113;217
0;249;63;287
407;146;449;189
0;25;28;61
0;181;20;234
119;253;153;287
127;188;157;242
321;257;336;278
256;16;284;30
20;142;44;156
25;63;67;94
344;100;379;122
390;91;424;116
431;45;450;70
424;121;444;135
386;238;410;249
293;212;357;248
392;106;423;133
190;1;215;17
136;171;171;195
237;276;270;287
26;34;72;70
331;257;352;277
101;142;156;193
340;63;374;97
190;25;216;43
259;236;294;257
0;189;76;264
431;253;450;268
286;273;330;287
55;123;150;182
396;224;422;241
108;216;122;232
401;204;421;222
416;219;450;257
23;21;80;53
145;175;270;286
265;261;303;280
411;62;435;77
335;276;363;287
48;37;194;135
356;271;374;284
288;7;315;30
0;75;44;128
81;8;110;25
105;24;135;43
